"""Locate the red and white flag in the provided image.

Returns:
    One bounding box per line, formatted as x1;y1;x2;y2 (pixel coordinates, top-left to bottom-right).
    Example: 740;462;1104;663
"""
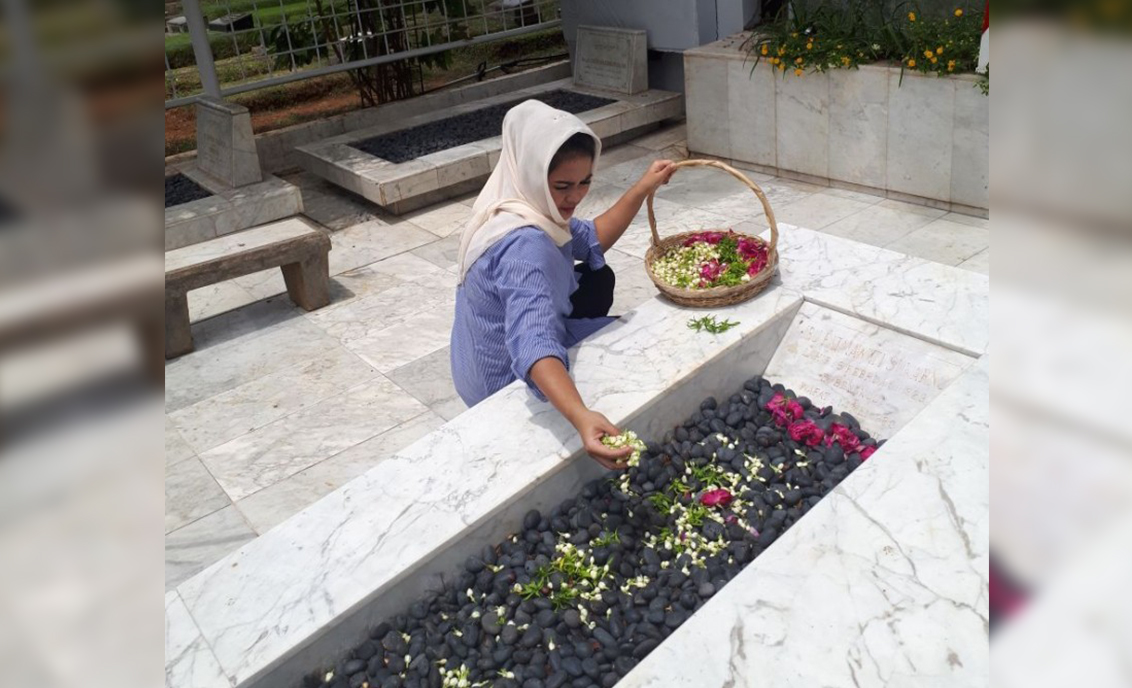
977;0;989;73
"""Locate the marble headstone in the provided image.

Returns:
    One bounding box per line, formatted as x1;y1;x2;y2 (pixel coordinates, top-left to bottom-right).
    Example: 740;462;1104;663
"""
764;303;973;439
574;25;648;95
195;96;262;188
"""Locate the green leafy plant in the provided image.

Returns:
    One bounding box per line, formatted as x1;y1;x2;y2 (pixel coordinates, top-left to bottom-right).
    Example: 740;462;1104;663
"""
683;501;711;527
745;0;985;92
648;492;674;515
689;462;728;487
894;5;982;79
670;477;691;496
591;530;621;547
745;0;888;76
687;315;740;334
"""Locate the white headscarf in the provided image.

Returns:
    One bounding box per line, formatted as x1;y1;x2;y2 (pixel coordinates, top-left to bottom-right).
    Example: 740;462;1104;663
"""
456;100;602;282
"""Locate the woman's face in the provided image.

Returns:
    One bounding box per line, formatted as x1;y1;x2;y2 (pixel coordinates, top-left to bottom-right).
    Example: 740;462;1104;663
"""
548;154;593;220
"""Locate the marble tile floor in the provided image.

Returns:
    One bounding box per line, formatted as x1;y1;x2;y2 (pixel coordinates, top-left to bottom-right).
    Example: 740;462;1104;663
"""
164;121;990;589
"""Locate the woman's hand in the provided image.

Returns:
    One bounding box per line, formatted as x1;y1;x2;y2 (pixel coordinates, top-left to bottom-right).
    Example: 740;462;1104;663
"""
572;409;633;470
528;357;632;470
633;159;678;196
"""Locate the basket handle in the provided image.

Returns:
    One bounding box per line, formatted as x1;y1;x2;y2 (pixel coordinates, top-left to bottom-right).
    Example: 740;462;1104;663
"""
645;159;779;257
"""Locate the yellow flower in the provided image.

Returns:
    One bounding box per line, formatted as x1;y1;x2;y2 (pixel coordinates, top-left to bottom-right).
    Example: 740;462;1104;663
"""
841;55;851;65
771;57;779;65
947;59;956;71
806;42;813;50
778;46;786;56
924;49;934;59
795;56;804;65
794;68;804;76
908;11;916;21
907;58;917;67
778;63;786;71
936;46;944;54
954;8;963;17
761;44;768;55
930;57;938;64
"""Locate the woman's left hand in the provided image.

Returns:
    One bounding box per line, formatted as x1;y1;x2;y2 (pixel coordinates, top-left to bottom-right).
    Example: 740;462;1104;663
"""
634;159;677;196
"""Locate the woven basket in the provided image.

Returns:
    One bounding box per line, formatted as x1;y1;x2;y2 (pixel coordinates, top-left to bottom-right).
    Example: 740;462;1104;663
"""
644;159;779;308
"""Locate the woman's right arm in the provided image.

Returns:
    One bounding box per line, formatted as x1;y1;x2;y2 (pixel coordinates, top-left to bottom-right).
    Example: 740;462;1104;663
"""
495;237;632;468
528;357;632;470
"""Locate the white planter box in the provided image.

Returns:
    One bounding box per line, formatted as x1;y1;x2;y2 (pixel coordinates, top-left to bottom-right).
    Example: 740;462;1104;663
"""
685;34;988;212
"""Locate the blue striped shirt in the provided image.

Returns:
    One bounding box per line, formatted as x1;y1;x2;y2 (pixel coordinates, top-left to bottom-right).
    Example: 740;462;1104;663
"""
451;218;614;407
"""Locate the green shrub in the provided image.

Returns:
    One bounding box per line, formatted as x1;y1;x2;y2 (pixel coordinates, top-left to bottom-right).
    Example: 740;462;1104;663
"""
746;0;985;88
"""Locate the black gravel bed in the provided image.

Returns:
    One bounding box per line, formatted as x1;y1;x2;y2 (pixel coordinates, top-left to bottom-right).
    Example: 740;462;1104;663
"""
165;173;215;208
307;376;883;688
349;90;618;164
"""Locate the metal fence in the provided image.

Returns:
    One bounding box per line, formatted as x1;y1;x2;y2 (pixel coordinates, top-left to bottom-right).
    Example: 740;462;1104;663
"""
165;0;562;108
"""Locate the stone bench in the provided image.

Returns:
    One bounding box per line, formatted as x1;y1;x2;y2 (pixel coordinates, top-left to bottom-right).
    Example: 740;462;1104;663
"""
164;218;331;359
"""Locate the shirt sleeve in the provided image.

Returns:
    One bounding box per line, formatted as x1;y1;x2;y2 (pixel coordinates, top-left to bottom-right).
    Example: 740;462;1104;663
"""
496;237;570;401
569;217;607;271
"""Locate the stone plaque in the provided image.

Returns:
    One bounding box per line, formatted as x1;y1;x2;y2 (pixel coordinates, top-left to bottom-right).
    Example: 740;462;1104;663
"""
574;25;648;95
196;97;262;188
764;303;972;439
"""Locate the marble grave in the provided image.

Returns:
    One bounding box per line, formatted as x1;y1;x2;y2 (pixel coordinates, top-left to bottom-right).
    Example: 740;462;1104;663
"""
165;97;303;251
294;28;682;215
164;226;989;688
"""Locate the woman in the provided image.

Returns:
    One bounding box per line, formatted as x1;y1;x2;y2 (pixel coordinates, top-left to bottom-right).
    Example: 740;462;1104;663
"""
451;100;675;468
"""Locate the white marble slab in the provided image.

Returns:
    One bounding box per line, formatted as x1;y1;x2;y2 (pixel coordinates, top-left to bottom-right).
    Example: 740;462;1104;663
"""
174;288;806;687
764;302;974;439
828;66;889;189
326;219;436;276
886;71;955;202
886;217;990;266
306;272;457;346
186;281;258;323
771;225;989;356
166;417;196;468
385;346;467;421
950;82;990;209
621;356;989;688
165;314;340;412
197;375;428;501
728;60;776;167
165;505;257;590
771;192;873;230
343;303;455;374
684;55;732;159
234;411;446;534
776;70;830;178
169;346;379;454
165;456;232;533
165;592;231;688
820;200;940;247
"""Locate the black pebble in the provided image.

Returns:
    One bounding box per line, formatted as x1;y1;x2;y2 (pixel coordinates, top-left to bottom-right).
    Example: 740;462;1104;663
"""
561;656;584;678
632;638;659;659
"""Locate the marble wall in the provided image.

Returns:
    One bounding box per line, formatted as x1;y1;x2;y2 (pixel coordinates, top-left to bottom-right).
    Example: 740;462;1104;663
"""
685;41;988;211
